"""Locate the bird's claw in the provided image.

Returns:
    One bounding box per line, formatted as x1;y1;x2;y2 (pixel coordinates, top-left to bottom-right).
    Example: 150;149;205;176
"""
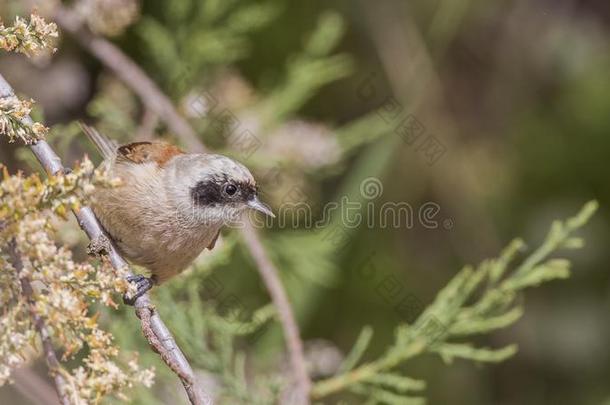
123;274;155;306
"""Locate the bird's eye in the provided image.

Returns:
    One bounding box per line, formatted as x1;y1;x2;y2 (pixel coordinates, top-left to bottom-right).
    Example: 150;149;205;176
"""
224;183;238;196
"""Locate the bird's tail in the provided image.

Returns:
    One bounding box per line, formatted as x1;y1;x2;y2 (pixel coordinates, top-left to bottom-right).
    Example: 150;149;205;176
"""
79;122;117;160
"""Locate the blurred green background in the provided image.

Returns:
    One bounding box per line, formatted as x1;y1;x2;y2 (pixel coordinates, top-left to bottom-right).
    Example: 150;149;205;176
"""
1;0;609;404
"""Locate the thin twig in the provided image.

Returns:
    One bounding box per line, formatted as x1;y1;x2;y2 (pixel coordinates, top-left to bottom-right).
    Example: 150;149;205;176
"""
242;223;311;403
50;6;312;403
0;73;209;405
7;240;70;405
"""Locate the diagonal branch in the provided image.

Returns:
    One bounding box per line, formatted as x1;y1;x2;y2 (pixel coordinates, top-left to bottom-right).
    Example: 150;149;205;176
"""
13;367;62;405
8;240;71;405
0;73;210;405
51;5;312;403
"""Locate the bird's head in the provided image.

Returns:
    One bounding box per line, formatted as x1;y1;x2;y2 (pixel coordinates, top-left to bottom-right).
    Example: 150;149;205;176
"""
169;154;274;227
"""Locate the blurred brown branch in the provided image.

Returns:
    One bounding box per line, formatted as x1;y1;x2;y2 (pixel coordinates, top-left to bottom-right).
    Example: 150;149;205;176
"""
51;5;312;403
362;1;502;259
135;108;159;140
12;367;62;405
7;240;70;405
0;73;209;405
241;223;312;402
53;7;205;153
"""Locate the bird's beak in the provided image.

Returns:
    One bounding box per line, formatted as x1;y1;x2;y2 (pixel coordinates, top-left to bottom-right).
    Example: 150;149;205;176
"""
247;196;276;218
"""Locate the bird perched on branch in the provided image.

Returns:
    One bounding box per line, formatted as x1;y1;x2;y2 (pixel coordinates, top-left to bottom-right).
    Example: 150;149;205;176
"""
80;123;274;303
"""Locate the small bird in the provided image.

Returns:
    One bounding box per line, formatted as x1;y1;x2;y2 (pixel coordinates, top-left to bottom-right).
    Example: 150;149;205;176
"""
80;123;274;303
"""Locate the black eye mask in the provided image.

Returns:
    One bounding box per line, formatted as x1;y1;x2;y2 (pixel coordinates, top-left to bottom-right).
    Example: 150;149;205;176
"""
191;180;222;206
191;179;255;206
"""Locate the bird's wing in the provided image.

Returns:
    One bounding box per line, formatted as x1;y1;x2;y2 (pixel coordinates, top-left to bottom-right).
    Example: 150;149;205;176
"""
117;142;185;167
79;122;118;161
80;122;184;167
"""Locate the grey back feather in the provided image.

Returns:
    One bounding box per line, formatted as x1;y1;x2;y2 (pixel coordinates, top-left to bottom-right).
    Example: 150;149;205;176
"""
79;122;118;160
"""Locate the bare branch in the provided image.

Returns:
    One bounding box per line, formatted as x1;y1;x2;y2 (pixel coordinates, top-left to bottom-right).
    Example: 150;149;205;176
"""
7;240;70;405
0;73;210;405
49;6;313;403
135;301;192;384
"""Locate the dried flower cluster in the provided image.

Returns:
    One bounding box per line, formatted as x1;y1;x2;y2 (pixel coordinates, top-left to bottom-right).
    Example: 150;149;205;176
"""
0;95;48;144
0;13;58;57
77;0;140;37
0;160;154;402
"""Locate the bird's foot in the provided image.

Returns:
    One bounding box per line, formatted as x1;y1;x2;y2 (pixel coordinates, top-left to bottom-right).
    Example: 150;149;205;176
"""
123;274;156;306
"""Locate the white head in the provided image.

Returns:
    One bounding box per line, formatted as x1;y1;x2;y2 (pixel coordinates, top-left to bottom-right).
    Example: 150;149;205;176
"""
165;153;274;227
